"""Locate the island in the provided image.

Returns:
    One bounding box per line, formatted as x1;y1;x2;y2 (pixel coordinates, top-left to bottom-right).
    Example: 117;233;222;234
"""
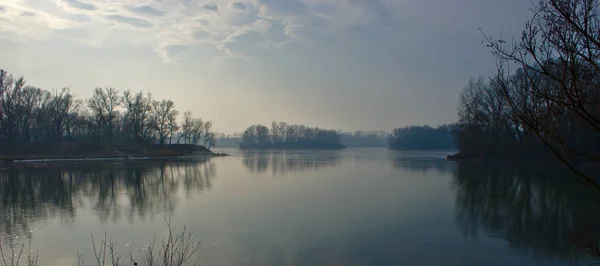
388;124;457;151
238;122;346;150
0;69;225;163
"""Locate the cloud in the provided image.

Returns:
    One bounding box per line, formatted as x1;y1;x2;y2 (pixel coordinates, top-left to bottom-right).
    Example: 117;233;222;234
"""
0;3;74;41
346;0;396;25
0;6;5;12
196;19;210;26
61;0;98;11
155;44;191;63
20;11;35;17
227;4;259;26
105;14;153;28
220;31;268;57
0;0;406;64
256;0;307;16
230;2;246;11
191;30;209;40
126;5;165;17
202;3;219;13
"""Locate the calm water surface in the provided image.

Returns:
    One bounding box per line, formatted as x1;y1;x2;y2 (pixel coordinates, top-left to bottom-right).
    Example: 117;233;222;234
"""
1;148;599;265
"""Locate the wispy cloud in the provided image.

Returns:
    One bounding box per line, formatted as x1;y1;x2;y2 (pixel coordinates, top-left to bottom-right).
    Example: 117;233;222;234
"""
61;0;97;11
256;0;307;16
155;44;191;63
230;2;246;11
126;5;165;17
0;0;404;63
20;11;35;17
105;14;153;28
0;2;74;41
191;30;210;40
202;3;219;13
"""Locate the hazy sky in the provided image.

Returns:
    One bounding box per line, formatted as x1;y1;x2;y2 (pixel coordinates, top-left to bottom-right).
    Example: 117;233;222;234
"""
0;0;532;133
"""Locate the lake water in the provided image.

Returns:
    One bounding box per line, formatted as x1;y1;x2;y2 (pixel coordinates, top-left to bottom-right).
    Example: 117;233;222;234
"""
1;148;599;265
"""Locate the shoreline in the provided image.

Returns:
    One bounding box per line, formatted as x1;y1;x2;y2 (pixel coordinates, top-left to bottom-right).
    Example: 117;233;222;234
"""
0;143;228;164
0;152;229;164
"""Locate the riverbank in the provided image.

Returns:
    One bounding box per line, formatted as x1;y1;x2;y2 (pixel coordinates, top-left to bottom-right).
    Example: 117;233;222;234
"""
0;143;227;163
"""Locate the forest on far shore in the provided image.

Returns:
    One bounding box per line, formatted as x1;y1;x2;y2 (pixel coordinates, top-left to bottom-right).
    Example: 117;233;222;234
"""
215;124;457;151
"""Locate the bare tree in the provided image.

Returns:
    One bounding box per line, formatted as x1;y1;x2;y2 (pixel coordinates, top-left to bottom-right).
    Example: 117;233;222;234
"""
16;86;42;142
205;132;215;149
87;87;121;144
33;90;55;142
480;0;600;190
63;98;83;140
201;121;213;148
151;99;178;145
0;69;220;152
0;70;25;144
190;120;203;146
177;111;201;144
48;88;78;143
168;112;179;145
122;90;152;143
180;111;194;144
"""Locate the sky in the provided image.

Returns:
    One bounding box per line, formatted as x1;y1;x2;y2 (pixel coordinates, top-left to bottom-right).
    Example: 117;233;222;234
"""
0;0;533;133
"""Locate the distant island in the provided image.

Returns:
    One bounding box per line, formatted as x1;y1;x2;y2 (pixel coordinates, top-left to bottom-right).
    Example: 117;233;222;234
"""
388;124;457;151
239;122;346;150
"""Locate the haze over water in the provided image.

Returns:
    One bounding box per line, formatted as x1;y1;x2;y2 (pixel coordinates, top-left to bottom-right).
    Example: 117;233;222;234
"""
1;148;597;265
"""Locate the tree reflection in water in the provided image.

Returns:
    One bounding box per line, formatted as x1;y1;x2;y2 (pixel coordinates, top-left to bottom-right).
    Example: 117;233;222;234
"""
0;159;215;240
452;162;600;261
390;151;455;175
242;150;341;176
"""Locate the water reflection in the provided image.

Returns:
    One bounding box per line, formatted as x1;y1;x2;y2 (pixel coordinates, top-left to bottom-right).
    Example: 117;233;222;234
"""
452;162;600;260
390;151;455;175
241;150;341;176
2;150;599;265
0;159;215;238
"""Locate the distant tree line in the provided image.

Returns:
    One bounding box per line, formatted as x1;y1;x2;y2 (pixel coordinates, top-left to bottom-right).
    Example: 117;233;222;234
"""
240;122;344;149
388;124;457;150
0;69;215;150
340;131;388;147
455;0;600;189
214;133;241;148
216;131;388;148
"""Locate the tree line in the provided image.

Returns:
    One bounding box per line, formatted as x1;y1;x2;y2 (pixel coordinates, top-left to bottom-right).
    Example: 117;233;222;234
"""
216;131;389;148
219;126;456;150
240;122;344;149
340;131;388;147
388;124;457;150
0;69;215;150
455;0;600;189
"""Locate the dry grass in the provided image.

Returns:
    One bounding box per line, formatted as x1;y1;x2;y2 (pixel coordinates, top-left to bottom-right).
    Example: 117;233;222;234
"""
568;228;600;266
1;219;202;266
0;238;39;266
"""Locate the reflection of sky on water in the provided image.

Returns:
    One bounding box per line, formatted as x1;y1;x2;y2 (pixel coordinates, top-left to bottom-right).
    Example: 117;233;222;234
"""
0;149;596;265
